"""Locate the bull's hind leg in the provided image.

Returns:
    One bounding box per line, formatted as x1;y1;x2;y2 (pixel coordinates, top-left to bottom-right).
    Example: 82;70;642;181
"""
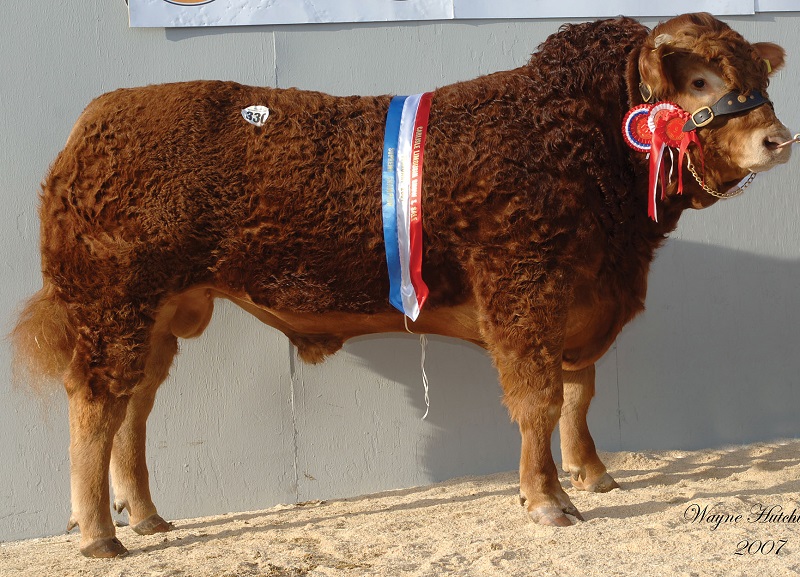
110;289;213;537
110;331;178;536
65;294;198;558
559;365;619;493
65;363;130;557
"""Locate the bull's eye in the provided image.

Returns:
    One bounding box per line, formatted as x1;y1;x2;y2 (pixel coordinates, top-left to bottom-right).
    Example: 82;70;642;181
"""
692;79;706;89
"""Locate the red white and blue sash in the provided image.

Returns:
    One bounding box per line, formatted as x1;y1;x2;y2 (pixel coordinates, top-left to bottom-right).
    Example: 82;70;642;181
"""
382;93;433;321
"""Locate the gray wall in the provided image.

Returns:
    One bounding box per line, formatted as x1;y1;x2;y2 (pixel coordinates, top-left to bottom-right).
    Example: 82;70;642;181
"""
2;2;799;542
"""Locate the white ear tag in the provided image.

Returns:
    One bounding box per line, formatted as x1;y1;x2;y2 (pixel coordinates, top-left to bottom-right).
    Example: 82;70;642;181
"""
242;105;270;127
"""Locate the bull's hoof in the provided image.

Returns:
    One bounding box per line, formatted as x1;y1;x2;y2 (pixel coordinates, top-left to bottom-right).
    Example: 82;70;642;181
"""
80;537;128;558
132;514;173;535
528;503;584;526
571;471;620;493
523;491;585;526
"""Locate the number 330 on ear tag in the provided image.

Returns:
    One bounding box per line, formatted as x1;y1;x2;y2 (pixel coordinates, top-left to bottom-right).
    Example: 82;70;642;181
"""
242;105;270;127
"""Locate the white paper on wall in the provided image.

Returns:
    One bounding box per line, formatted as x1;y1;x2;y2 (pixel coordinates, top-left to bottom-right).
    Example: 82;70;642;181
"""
129;0;454;28
129;0;792;28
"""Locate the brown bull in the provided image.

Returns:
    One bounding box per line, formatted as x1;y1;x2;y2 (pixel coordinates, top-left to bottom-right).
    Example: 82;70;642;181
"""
12;13;792;557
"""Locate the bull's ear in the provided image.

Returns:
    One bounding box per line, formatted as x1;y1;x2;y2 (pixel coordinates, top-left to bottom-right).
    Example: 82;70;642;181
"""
753;42;785;75
638;34;675;100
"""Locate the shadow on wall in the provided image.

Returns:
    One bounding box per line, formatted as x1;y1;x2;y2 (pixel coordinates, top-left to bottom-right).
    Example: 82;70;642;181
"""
612;238;800;451
342;333;521;484
339;237;800;484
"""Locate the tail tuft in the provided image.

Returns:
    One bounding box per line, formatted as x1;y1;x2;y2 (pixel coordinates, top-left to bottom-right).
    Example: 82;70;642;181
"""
10;285;76;393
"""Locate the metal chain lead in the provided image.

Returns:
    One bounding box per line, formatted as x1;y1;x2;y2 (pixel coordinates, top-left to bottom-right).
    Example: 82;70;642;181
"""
686;154;756;199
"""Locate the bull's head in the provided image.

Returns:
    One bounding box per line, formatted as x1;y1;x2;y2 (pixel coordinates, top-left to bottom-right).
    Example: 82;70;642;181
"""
636;12;791;209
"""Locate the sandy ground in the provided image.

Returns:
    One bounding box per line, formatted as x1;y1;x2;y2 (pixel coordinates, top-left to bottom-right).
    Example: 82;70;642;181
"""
2;439;800;577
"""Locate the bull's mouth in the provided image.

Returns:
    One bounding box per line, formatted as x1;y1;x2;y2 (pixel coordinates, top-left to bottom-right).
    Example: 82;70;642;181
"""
748;152;791;173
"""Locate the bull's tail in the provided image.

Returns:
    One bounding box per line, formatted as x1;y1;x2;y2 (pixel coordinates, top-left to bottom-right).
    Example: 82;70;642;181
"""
10;283;76;393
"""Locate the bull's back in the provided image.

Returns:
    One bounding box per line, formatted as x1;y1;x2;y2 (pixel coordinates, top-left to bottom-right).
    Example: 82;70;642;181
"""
40;81;396;310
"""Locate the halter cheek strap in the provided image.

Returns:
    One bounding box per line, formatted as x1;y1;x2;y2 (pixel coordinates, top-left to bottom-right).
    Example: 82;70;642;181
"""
682;89;771;131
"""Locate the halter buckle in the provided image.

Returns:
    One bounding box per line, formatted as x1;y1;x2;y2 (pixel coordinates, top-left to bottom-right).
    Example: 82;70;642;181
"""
690;106;714;128
682;106;715;132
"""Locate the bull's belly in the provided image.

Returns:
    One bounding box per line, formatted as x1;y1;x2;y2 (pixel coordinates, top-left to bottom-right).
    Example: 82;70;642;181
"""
232;293;484;344
158;285;485;355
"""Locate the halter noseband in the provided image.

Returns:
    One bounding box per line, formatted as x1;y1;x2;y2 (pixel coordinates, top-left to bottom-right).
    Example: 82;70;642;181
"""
682;89;772;132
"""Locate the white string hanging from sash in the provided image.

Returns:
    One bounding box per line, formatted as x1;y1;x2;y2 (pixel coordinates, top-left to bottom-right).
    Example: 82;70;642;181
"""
404;316;431;420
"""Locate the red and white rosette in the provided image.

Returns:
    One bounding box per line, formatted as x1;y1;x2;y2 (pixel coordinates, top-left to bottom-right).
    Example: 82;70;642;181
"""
647;102;681;135
622;104;653;152
654;111;689;149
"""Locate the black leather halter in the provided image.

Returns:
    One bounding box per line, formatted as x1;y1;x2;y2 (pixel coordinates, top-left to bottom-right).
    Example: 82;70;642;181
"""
682;89;771;132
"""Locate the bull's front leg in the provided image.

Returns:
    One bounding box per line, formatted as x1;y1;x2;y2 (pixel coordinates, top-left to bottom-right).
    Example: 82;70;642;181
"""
560;365;619;493
474;259;582;526
495;349;583;526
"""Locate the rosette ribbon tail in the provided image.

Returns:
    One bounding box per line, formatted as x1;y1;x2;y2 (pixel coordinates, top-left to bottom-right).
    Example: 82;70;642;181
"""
648;130;667;222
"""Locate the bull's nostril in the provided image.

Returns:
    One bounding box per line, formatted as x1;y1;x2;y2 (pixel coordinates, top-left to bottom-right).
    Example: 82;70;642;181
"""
764;138;779;151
